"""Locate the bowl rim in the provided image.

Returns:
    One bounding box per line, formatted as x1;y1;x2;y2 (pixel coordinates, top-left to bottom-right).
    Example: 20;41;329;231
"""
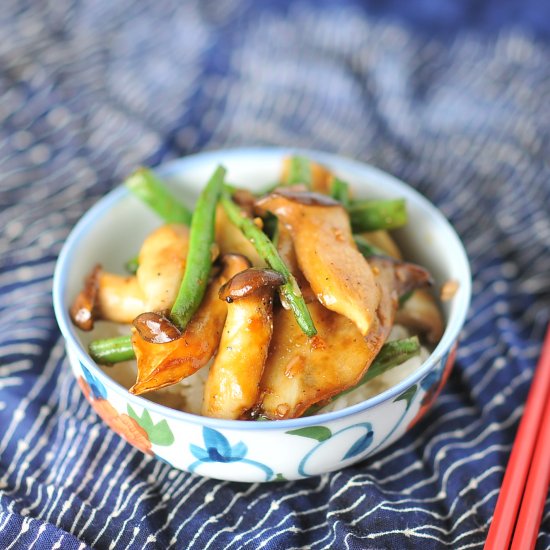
53;147;472;430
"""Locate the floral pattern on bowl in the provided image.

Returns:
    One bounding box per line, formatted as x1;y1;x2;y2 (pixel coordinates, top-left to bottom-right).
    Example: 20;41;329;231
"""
72;348;457;481
78;363;174;456
189;427;274;480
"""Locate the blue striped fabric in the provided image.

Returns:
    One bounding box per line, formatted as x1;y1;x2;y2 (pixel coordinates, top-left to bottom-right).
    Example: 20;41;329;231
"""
1;1;549;548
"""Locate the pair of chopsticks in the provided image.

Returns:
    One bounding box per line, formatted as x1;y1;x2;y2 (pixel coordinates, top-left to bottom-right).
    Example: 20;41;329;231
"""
485;325;550;550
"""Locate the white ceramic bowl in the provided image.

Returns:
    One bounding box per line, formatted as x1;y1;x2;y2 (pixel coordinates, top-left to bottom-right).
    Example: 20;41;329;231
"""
53;148;471;482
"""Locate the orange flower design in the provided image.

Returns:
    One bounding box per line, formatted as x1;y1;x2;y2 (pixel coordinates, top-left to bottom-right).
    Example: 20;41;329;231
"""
78;376;153;455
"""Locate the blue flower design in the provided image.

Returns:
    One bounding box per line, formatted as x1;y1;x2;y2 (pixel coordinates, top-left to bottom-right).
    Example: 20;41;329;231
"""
80;362;107;400
190;427;247;463
189;427;273;480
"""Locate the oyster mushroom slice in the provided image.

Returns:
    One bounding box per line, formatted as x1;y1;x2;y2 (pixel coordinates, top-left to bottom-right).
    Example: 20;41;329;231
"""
256;190;380;335
136;223;190;312
202;268;285;419
215;205;266;267
129;254;251;395
98;273;146;324
70;264;146;330
275;224;316;303
396;288;444;344
259;257;432;419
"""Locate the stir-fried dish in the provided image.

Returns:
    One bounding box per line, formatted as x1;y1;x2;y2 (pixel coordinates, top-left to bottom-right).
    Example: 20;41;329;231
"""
70;156;445;420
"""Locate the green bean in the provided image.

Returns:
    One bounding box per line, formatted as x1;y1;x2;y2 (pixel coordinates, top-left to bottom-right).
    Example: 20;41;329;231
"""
306;336;421;415
361;336;420;381
89;335;135;364
125;167;192;225
348;198;407;232
170;166;226;331
220;192;317;337
330;177;350;207
286;156;312;187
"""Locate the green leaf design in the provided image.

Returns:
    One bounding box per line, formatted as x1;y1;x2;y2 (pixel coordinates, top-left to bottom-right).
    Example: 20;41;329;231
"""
147;419;175;446
127;404;175;446
394;384;418;409
286;426;332;442
127;404;140;423
274;473;287;482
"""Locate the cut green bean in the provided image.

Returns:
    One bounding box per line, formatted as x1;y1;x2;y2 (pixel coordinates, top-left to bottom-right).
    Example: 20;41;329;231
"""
170;166;226;331
287;156;311;187
89;335;135;364
348;198;407;232
125;167;192;225
362;336;420;382
220;192;317;337
330;177;350;208
306;336;421;415
353;235;386;258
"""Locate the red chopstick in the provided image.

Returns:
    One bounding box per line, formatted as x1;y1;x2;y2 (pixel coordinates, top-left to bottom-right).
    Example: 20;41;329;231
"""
510;377;550;549
485;325;550;550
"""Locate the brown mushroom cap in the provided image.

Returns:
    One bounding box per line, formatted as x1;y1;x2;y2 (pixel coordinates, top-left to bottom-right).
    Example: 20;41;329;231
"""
381;257;434;296
219;268;286;302
133;312;182;343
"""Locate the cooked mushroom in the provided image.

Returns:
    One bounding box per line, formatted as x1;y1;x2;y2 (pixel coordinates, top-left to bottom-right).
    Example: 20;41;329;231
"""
70;265;146;330
256;189;380;335
395;289;444;344
231;188;257;215
215;205;266;267
275;224;316;303
202;268;285;419
132;311;181;344
98;273;146;324
259;257;432;419
136;223;190;312
129;254;251;395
